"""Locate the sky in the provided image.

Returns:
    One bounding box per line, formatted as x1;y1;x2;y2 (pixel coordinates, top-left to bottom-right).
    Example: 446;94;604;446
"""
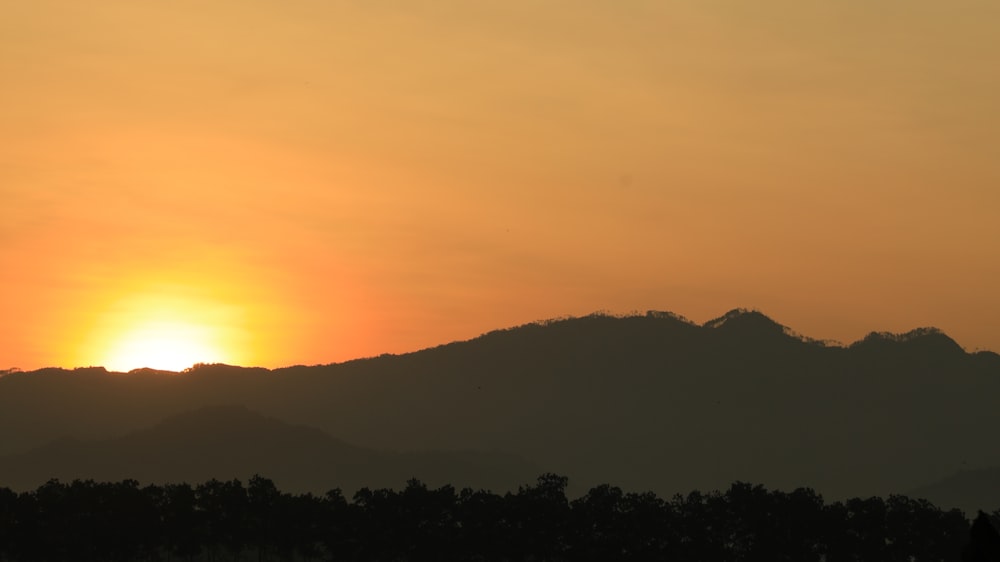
2;0;999;371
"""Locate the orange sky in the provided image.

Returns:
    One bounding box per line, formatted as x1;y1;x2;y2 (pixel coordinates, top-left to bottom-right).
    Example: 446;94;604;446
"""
2;1;999;371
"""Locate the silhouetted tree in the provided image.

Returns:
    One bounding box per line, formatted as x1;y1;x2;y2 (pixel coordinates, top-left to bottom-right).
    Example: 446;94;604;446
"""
964;511;1000;562
842;496;890;561
673;490;729;561
0;474;994;561
506;473;571;560
568;483;627;561
273;492;325;561
620;490;676;560
197;479;248;561
884;494;966;561
714;482;827;561
159;483;203;562
247;475;280;562
455;487;508;561
0;487;17;562
319;488;354;562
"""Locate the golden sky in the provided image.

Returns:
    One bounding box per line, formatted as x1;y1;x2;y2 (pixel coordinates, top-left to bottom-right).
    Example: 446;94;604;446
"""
2;1;999;371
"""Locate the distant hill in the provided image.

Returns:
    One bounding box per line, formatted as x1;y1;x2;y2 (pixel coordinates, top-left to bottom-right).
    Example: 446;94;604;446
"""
1;309;998;499
0;405;539;494
907;468;1000;515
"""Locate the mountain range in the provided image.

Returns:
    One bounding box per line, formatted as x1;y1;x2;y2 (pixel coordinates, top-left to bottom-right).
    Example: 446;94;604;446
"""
2;309;998;512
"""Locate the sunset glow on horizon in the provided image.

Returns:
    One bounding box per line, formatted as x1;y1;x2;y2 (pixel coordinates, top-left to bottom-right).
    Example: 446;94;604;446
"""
78;288;245;372
2;1;999;371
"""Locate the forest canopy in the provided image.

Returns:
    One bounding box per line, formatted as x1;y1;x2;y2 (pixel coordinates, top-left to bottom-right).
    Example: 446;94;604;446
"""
0;474;992;562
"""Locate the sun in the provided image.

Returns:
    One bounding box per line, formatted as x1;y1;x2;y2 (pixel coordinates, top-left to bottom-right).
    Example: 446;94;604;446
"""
102;319;227;372
79;286;248;373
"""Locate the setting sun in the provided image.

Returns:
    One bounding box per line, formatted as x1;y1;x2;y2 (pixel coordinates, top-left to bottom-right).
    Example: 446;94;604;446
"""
100;319;226;372
70;282;255;373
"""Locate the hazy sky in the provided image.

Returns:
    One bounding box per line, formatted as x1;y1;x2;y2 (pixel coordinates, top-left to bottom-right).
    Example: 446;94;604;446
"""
3;1;999;370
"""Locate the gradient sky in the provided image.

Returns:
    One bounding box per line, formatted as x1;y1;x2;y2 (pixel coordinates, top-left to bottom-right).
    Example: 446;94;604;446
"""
3;1;999;371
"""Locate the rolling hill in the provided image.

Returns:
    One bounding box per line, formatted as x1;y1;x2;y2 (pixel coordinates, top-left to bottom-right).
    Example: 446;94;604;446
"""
0;405;539;494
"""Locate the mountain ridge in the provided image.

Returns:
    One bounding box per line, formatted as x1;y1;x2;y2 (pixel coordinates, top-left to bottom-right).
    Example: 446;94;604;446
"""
1;309;997;501
3;309;988;377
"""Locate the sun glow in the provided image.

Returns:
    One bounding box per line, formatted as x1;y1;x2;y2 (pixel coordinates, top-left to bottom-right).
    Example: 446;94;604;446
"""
77;283;253;373
101;319;227;372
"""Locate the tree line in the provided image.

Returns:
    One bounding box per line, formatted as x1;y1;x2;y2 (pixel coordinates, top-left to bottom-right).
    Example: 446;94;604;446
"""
0;473;996;562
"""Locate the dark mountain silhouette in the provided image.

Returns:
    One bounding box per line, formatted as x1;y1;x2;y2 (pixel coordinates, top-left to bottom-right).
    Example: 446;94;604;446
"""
0;405;539;494
1;309;998;499
908;468;1000;515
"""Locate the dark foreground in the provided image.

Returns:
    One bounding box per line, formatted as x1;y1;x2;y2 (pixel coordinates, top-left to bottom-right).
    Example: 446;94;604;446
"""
0;474;997;562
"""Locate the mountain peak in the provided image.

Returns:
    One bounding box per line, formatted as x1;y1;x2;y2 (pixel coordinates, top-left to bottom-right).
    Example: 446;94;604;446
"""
703;308;784;332
852;327;964;355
